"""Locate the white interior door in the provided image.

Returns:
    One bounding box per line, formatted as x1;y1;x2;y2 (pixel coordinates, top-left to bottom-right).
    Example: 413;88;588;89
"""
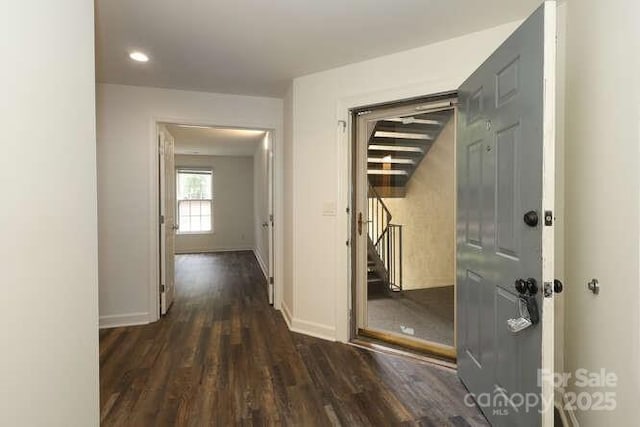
456;2;556;426
159;126;176;315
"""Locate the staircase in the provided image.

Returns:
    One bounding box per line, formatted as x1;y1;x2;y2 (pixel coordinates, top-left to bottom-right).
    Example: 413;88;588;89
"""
366;184;403;298
367;110;453;198
365;109;453;297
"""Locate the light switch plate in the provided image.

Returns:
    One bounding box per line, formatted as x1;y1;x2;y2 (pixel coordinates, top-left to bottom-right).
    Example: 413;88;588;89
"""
322;201;337;216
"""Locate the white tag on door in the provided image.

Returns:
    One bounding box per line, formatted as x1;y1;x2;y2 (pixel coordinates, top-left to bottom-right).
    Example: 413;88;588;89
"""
507;316;532;333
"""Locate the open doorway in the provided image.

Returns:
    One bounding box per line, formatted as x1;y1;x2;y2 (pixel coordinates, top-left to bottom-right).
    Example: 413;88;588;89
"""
352;94;457;359
157;123;276;315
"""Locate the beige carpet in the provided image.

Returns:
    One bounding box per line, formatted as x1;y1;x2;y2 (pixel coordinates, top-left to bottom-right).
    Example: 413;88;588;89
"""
367;285;454;346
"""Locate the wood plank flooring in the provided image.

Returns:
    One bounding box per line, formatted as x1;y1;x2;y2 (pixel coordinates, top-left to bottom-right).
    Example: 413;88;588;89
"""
100;251;487;426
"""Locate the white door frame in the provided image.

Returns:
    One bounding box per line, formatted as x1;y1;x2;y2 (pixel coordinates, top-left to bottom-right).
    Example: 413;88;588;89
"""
267;132;275;304
157;126;177;315
335;80;471;343
149;118;284;323
350;99;457;359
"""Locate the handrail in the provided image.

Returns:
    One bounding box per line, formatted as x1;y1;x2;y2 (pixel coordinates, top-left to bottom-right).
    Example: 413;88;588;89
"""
367;182;402;292
368;183;392;222
367;183;392;247
374;224;403;292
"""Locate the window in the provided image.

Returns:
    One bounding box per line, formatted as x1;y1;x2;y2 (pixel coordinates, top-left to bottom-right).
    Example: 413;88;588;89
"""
176;169;213;233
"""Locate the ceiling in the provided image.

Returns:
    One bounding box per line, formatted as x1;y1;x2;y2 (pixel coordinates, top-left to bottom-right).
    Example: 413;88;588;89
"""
167;125;266;157
96;0;540;97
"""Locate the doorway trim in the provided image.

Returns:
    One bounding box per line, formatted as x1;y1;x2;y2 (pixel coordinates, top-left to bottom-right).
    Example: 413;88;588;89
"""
347;93;458;360
148;116;284;323
335;79;468;343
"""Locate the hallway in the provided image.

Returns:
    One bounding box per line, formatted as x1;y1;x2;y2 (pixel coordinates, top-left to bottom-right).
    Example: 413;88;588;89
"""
99;252;486;426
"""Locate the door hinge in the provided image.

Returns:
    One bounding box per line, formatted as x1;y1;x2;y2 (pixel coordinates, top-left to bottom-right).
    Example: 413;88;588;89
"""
544;210;553;226
269;277;274;284
160;215;165;224
345;239;350;247
160;284;166;293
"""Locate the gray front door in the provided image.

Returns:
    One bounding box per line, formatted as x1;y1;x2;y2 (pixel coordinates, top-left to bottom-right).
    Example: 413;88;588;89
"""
456;2;556;426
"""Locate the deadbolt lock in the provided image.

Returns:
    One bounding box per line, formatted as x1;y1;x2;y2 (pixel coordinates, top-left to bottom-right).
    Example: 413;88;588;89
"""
524;210;539;227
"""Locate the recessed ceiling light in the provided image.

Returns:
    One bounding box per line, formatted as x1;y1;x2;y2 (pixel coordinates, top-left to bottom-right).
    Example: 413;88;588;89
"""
129;51;149;62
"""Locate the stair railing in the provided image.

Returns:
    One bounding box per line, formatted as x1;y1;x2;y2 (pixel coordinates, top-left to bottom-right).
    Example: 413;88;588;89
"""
377;224;403;292
367;183;403;291
367;183;392;246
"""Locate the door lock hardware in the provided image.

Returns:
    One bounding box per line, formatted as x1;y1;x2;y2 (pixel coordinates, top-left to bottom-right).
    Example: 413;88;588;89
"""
545;210;554;226
587;278;600;295
508;293;540;333
525;278;538;295
357;212;370;236
507;316;532;333
522;294;540;325
514;278;538;296
510;277;540;332
523;210;539;227
544;281;553;298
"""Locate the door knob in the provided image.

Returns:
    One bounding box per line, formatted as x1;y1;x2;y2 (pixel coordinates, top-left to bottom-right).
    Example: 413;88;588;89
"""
525;278;538;295
357;212;371;235
554;279;564;294
515;278;538;295
523;210;539;227
262;222;269;227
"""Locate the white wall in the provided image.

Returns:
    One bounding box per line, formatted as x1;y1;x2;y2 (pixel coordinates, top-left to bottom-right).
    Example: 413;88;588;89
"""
0;1;99;425
287;22;521;341
97;84;283;327
383;118;456;290
564;0;640;424
174;155;255;253
253;134;270;275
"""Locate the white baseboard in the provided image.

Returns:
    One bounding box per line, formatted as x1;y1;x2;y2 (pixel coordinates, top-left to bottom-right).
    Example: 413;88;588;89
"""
253;248;268;279
175;247;254;255
281;300;293;328
279;301;335;341
99;312;150;329
290;318;336;342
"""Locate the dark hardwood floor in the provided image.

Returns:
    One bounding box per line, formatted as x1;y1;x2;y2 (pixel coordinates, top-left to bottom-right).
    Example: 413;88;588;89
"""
100;251;487;426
